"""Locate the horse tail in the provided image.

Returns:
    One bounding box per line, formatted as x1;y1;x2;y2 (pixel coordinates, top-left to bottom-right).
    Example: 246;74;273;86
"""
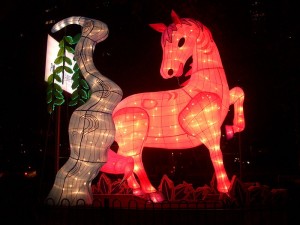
225;87;245;139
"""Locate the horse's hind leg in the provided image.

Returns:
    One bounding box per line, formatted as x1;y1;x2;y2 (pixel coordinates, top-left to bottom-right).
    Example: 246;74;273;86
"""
225;87;245;139
205;135;231;193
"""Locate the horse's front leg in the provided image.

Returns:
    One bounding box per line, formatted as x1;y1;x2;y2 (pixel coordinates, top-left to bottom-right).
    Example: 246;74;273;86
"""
179;92;231;193
114;107;164;202
131;154;165;202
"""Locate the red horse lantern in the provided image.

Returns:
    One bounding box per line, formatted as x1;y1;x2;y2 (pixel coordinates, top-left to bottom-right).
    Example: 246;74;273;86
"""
101;10;245;202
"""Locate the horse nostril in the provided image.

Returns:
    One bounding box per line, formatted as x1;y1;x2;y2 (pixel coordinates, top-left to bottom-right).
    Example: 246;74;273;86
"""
168;69;173;76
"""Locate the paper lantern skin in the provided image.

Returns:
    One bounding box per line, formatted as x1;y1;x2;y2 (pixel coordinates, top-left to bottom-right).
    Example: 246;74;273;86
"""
46;17;123;206
101;11;245;202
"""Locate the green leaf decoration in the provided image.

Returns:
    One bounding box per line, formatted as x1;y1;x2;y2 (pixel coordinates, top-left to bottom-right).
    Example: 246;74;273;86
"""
47;74;54;84
54;73;62;82
71;90;79;100
54;90;64;99
64;36;73;45
80;79;89;89
87;90;92;99
65;46;75;54
78;99;85;105
46;93;53;104
72;33;81;44
68;99;78;106
54;98;65;106
46;85;53;94
58;39;65;48
71;80;79;89
79;89;88;100
73;63;79;71
46;33;90;113
64;56;73;65
57;48;64;57
72;71;80;81
54;56;63;65
64;66;73;74
54;66;63;73
53;83;63;92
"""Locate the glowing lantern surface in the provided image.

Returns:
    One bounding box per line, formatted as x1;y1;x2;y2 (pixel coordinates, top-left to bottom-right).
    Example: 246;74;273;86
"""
46;17;123;206
101;11;245;202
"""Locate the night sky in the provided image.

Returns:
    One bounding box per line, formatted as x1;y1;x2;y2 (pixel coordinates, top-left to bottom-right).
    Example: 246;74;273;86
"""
0;0;299;190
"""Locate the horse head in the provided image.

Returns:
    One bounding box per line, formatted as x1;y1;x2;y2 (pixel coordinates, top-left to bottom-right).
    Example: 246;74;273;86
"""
150;10;217;82
149;10;200;79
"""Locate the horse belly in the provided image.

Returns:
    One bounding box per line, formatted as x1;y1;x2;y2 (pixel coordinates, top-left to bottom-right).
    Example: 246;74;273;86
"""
144;134;202;149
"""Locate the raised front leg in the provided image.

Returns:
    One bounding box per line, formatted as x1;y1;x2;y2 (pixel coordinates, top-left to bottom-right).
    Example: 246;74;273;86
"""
225;87;245;139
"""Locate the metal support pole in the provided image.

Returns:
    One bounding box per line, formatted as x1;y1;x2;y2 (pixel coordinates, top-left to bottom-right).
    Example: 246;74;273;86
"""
54;105;61;173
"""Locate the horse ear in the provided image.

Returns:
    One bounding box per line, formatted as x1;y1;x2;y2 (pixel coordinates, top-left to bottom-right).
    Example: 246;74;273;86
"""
149;23;167;33
171;10;181;24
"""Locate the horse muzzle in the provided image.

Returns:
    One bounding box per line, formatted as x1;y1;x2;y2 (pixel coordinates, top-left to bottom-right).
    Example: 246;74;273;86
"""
161;62;184;79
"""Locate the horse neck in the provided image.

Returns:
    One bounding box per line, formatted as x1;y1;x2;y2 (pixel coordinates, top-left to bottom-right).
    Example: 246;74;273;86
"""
189;40;227;83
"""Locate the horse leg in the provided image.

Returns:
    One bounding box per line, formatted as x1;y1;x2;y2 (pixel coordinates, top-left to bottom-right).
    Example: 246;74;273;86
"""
113;107;162;200
225;87;245;139
205;136;231;193
179;92;231;193
131;154;165;202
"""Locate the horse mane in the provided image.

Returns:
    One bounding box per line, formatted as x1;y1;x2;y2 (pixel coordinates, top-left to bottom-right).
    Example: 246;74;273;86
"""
162;18;204;46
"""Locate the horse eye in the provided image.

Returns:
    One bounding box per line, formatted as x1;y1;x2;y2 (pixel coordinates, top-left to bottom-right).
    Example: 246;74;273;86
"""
178;37;185;47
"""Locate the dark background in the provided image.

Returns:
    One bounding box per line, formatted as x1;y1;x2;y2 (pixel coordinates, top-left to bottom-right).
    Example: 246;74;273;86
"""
0;0;299;203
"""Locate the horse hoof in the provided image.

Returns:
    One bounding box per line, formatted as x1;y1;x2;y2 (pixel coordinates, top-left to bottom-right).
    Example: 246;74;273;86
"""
149;191;165;203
